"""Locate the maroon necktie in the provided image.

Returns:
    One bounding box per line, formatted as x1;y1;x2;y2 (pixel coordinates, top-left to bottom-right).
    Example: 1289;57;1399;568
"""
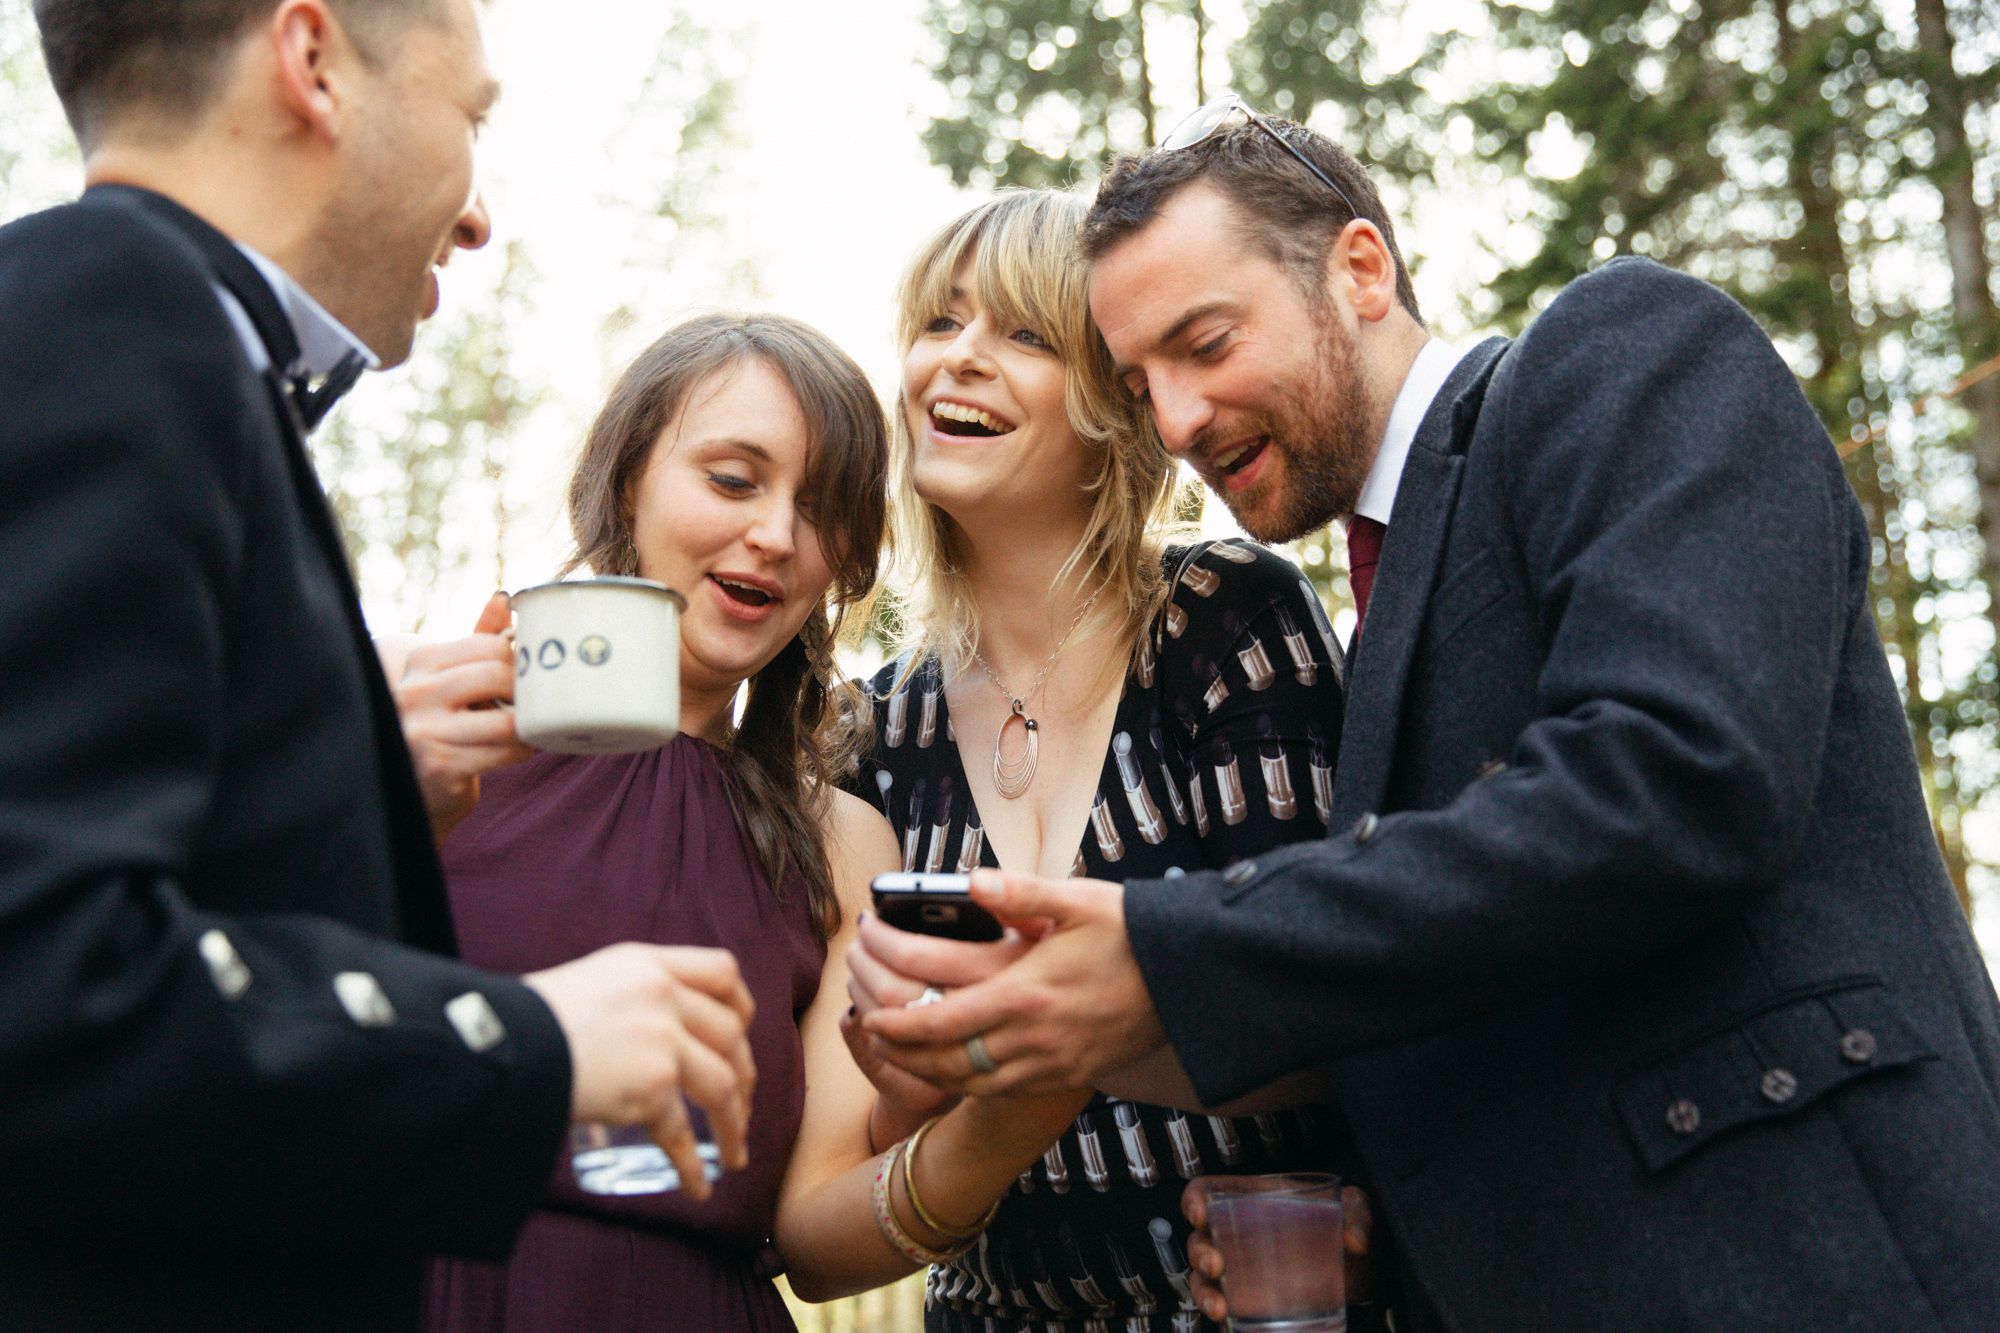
1346;515;1387;632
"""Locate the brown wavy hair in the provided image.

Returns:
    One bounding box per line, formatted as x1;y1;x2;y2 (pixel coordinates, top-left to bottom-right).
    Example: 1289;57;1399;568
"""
564;314;888;939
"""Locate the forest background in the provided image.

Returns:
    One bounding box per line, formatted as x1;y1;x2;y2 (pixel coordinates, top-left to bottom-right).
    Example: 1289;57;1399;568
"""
2;0;1994;1326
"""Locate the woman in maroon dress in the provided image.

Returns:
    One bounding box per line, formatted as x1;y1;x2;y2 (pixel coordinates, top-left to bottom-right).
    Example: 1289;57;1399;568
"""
388;314;1092;1332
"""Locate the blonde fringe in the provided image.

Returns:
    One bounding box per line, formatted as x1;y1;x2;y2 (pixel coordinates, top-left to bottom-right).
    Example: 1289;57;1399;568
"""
885;191;1184;690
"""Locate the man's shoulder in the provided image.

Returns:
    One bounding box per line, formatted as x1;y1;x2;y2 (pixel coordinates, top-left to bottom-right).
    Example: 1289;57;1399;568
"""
1494;257;1775;427
1528;257;1744;347
0;196;227;339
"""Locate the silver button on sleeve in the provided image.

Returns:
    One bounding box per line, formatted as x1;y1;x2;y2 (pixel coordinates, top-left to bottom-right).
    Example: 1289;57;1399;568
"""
445;992;507;1053
198;930;253;1000
333;972;397;1028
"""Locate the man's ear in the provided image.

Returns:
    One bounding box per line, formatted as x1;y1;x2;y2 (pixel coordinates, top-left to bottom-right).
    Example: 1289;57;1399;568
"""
269;0;348;141
1325;219;1398;325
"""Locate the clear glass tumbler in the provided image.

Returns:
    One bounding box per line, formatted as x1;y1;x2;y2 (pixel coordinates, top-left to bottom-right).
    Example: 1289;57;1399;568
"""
568;1123;722;1196
1203;1171;1346;1333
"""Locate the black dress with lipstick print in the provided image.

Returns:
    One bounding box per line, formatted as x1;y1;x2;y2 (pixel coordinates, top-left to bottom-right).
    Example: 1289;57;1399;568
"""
851;540;1354;1333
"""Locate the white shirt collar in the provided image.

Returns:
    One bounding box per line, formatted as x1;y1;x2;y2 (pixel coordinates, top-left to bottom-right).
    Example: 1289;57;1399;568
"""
1351;337;1468;526
209;242;378;380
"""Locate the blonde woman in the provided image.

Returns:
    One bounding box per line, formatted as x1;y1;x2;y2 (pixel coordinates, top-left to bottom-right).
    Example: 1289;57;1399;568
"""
845;192;1353;1331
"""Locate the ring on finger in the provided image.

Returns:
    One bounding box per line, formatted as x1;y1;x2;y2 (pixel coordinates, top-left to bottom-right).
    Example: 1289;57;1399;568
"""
964;1032;998;1075
907;986;946;1008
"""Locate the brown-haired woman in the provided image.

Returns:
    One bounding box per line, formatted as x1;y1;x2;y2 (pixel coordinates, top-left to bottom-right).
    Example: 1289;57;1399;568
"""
388;313;1093;1331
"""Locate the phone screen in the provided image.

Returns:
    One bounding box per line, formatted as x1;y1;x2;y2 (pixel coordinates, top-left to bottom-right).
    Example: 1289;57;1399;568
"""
869;872;1004;942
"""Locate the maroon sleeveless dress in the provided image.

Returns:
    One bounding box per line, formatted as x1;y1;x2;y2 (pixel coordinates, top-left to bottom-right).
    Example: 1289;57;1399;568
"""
422;736;826;1333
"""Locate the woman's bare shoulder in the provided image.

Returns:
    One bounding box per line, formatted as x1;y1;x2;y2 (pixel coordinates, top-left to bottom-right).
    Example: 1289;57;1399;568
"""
823;786;899;881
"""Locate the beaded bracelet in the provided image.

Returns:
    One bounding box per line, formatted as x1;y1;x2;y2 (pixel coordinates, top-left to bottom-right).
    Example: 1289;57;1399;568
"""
871;1141;968;1267
903;1114;1002;1243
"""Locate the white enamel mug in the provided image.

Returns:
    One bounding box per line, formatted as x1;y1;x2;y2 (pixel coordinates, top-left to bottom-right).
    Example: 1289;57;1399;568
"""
510;576;686;754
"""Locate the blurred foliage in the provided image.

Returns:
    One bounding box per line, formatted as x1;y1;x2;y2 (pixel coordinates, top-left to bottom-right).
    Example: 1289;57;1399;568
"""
1231;0;1445;184
599;10;762;339
782;1272;926;1332
1467;0;1998;906
919;0;1165;190
310;243;542;632
0;4;76;205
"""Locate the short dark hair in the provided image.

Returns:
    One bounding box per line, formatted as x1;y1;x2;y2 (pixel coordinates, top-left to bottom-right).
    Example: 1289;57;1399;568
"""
33;0;441;147
1083;118;1423;325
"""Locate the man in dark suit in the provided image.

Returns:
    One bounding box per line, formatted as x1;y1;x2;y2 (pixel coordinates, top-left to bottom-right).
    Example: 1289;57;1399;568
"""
856;113;2000;1328
0;2;755;1327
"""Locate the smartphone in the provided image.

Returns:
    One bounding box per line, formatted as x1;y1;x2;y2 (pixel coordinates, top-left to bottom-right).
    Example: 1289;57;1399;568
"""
869;872;1005;942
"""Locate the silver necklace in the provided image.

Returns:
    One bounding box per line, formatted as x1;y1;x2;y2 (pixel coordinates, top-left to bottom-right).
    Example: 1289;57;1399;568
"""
971;588;1105;800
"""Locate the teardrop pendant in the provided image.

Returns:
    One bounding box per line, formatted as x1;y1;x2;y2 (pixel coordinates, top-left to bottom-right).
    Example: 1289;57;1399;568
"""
993;700;1039;799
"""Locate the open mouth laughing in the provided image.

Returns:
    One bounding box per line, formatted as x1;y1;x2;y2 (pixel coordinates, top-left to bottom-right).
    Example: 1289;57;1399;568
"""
1198;435;1270;491
929;399;1017;439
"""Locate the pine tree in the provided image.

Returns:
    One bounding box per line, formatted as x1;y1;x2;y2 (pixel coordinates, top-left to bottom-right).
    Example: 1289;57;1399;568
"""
919;0;1166;189
1465;0;1998;910
309;243;542;632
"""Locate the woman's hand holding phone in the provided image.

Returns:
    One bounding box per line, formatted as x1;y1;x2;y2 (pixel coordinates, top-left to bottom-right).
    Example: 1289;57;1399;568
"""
849;875;1043;1014
844;874;1050;1133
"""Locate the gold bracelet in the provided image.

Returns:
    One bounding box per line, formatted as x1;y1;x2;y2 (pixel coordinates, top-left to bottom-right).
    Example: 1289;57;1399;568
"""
902;1114;1002;1244
871;1141;959;1267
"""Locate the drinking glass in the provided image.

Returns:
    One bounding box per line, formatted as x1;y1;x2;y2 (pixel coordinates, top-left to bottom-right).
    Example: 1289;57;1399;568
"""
1203;1172;1346;1333
569;1123;722;1196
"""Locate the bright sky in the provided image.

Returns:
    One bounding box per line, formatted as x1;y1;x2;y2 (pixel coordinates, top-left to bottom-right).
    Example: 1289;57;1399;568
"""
400;0;1500;626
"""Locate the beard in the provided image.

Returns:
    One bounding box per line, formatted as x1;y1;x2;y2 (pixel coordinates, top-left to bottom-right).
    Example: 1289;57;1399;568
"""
1202;302;1375;544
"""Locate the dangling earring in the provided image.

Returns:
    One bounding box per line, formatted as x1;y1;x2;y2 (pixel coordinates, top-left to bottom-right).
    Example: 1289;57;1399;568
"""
614;534;639;576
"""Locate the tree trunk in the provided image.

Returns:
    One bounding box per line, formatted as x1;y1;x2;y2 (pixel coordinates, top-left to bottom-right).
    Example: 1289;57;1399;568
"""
1135;4;1158;146
1778;0;1974;912
1914;0;2000;661
1192;0;1207;107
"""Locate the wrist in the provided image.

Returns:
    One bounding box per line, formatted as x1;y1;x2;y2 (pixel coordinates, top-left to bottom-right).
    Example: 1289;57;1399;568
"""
904;1115;1002;1242
957;1087;1087;1156
871;1090;951;1153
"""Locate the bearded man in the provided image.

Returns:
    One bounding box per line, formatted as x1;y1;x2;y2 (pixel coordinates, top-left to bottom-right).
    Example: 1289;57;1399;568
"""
856;109;2000;1330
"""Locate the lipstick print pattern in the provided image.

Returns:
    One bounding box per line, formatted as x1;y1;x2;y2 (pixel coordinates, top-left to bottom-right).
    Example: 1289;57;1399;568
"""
851;541;1347;1332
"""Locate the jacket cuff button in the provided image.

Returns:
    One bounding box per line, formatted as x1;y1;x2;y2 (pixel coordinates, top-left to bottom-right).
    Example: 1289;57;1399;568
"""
198;930;253;1001
1761;1068;1799;1105
1839;1028;1877;1065
446;992;507;1053
1665;1098;1701;1135
334;972;397;1028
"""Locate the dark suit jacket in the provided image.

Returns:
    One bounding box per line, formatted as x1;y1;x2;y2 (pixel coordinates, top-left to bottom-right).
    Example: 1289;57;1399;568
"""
0;186;571;1330
1127;259;2000;1331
